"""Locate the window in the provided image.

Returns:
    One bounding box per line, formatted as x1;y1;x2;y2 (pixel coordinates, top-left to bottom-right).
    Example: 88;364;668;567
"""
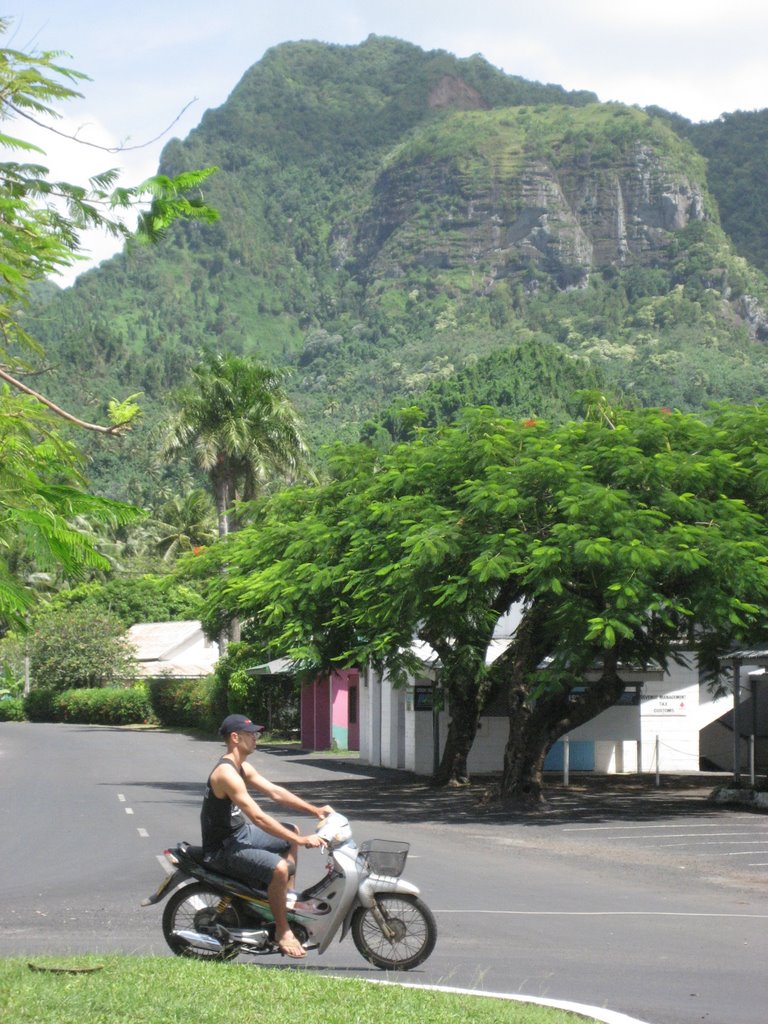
348;685;358;725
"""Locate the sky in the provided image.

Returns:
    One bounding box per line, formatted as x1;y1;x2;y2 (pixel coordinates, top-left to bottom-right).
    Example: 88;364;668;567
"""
9;0;768;282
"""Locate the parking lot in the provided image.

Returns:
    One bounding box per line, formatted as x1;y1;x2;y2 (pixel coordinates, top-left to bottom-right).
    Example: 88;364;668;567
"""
451;772;768;889
558;811;768;875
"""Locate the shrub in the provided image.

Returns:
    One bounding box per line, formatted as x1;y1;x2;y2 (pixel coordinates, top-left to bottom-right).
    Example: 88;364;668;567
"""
23;687;59;722
55;684;153;725
0;697;24;722
27;605;137;692
212;640;299;737
149;676;216;731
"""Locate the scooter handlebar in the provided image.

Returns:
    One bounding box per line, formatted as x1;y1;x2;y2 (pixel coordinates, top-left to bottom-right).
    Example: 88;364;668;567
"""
315;811;352;845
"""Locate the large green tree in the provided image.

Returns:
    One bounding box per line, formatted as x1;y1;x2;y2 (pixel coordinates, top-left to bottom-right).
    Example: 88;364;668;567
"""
195;400;768;802
0;19;217;627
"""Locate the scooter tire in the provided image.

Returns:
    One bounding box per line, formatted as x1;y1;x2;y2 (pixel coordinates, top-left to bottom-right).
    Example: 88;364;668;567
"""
351;893;437;970
161;882;241;961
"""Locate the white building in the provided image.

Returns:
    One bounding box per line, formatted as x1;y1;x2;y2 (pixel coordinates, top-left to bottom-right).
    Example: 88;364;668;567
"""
126;621;219;680
357;646;768;779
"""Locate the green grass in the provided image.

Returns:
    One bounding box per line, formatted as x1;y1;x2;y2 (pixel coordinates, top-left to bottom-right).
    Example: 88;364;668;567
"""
0;956;602;1023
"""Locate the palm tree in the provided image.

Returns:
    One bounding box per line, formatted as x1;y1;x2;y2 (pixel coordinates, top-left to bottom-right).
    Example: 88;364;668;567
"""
162;351;314;539
162;352;314;646
153;489;217;562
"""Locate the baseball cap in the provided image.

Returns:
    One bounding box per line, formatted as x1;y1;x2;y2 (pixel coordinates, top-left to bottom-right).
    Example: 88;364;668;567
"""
219;714;265;736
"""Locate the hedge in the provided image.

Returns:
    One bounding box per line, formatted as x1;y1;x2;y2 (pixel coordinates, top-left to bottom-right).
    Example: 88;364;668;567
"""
24;687;60;722
18;677;217;730
0;697;24;722
55;684;153;725
148;676;217;732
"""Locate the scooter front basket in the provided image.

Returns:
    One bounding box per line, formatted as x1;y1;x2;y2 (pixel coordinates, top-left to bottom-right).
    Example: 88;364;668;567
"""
357;839;409;877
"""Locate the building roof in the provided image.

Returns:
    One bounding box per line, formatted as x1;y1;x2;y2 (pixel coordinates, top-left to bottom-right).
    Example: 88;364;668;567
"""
126;620;219;678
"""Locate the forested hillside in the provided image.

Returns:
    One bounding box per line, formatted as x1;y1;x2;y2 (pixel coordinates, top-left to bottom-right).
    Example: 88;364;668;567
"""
24;36;768;501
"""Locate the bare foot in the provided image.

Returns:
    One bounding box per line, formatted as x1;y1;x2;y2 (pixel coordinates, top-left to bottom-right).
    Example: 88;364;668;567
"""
277;933;306;959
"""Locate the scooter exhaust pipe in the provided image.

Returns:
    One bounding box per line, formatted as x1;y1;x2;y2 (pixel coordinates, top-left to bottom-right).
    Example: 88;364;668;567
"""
174;929;224;952
221;927;271;949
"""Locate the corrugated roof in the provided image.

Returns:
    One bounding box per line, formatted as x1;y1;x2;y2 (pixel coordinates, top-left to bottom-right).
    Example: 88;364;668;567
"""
127;620;204;661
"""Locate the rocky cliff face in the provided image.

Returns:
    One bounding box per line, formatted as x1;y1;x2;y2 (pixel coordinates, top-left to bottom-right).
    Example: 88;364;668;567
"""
354;107;708;292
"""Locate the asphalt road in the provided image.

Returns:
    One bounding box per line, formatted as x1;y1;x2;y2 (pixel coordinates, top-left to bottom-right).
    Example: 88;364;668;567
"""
1;722;767;1024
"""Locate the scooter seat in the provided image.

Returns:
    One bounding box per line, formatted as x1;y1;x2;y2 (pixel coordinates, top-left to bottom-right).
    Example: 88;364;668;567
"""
179;842;206;864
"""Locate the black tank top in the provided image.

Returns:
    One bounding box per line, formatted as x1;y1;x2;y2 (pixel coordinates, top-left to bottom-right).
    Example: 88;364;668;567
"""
200;757;246;854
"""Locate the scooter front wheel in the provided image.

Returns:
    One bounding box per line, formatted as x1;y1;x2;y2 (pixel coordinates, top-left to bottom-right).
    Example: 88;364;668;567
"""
351;893;437;970
162;883;241;961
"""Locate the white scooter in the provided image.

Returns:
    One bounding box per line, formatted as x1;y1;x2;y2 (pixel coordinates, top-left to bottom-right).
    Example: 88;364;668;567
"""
142;812;437;970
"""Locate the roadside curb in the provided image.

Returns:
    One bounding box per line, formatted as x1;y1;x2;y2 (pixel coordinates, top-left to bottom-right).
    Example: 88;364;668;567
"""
364;979;653;1024
710;786;768;811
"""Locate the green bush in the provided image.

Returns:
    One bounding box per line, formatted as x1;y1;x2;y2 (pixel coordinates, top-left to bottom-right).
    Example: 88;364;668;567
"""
26;605;138;692
0;697;25;722
55;684;153;725
149;676;216;731
23;687;59;722
212;640;299;737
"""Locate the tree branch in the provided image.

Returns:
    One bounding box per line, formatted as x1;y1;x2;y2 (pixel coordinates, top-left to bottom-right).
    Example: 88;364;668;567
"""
0;365;123;433
8;98;199;153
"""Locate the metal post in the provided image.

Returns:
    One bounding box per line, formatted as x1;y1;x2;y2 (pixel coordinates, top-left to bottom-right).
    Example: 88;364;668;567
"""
751;679;758;787
732;657;742;785
655;734;660;788
563;734;570;787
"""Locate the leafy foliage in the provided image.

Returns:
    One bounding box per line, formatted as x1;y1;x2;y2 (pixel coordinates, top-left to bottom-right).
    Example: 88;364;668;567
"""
53;683;152;725
163;351;313;538
19;37;768;502
680;110;768;274
194;401;768;797
0;18;218;626
0;387;142;627
212;638;299;737
148;675;217;731
0;17;217;369
47;574;205;625
25;604;138;692
0;696;24;721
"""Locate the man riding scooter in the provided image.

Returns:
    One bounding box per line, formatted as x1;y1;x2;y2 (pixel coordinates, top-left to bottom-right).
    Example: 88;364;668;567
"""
200;714;334;958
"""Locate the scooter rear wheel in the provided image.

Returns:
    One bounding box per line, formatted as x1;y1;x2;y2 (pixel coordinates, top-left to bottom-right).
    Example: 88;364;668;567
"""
351;893;437;970
162;883;242;961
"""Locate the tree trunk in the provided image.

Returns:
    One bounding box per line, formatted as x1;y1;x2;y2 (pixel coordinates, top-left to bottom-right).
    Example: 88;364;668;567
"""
500;700;560;804
501;696;569;806
433;686;480;786
212;467;239;650
213;470;231;539
431;644;490;787
498;647;626;805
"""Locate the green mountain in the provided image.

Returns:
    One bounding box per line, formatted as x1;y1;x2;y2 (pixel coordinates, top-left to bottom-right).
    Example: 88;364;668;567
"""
24;36;768;501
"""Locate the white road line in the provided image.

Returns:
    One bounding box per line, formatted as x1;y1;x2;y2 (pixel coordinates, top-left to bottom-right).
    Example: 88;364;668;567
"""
125;807;134;815
433;909;768;918
563;821;759;832
366;978;652;1024
591;831;765;841
117;793;126;802
137;828;148;838
655;840;768;848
